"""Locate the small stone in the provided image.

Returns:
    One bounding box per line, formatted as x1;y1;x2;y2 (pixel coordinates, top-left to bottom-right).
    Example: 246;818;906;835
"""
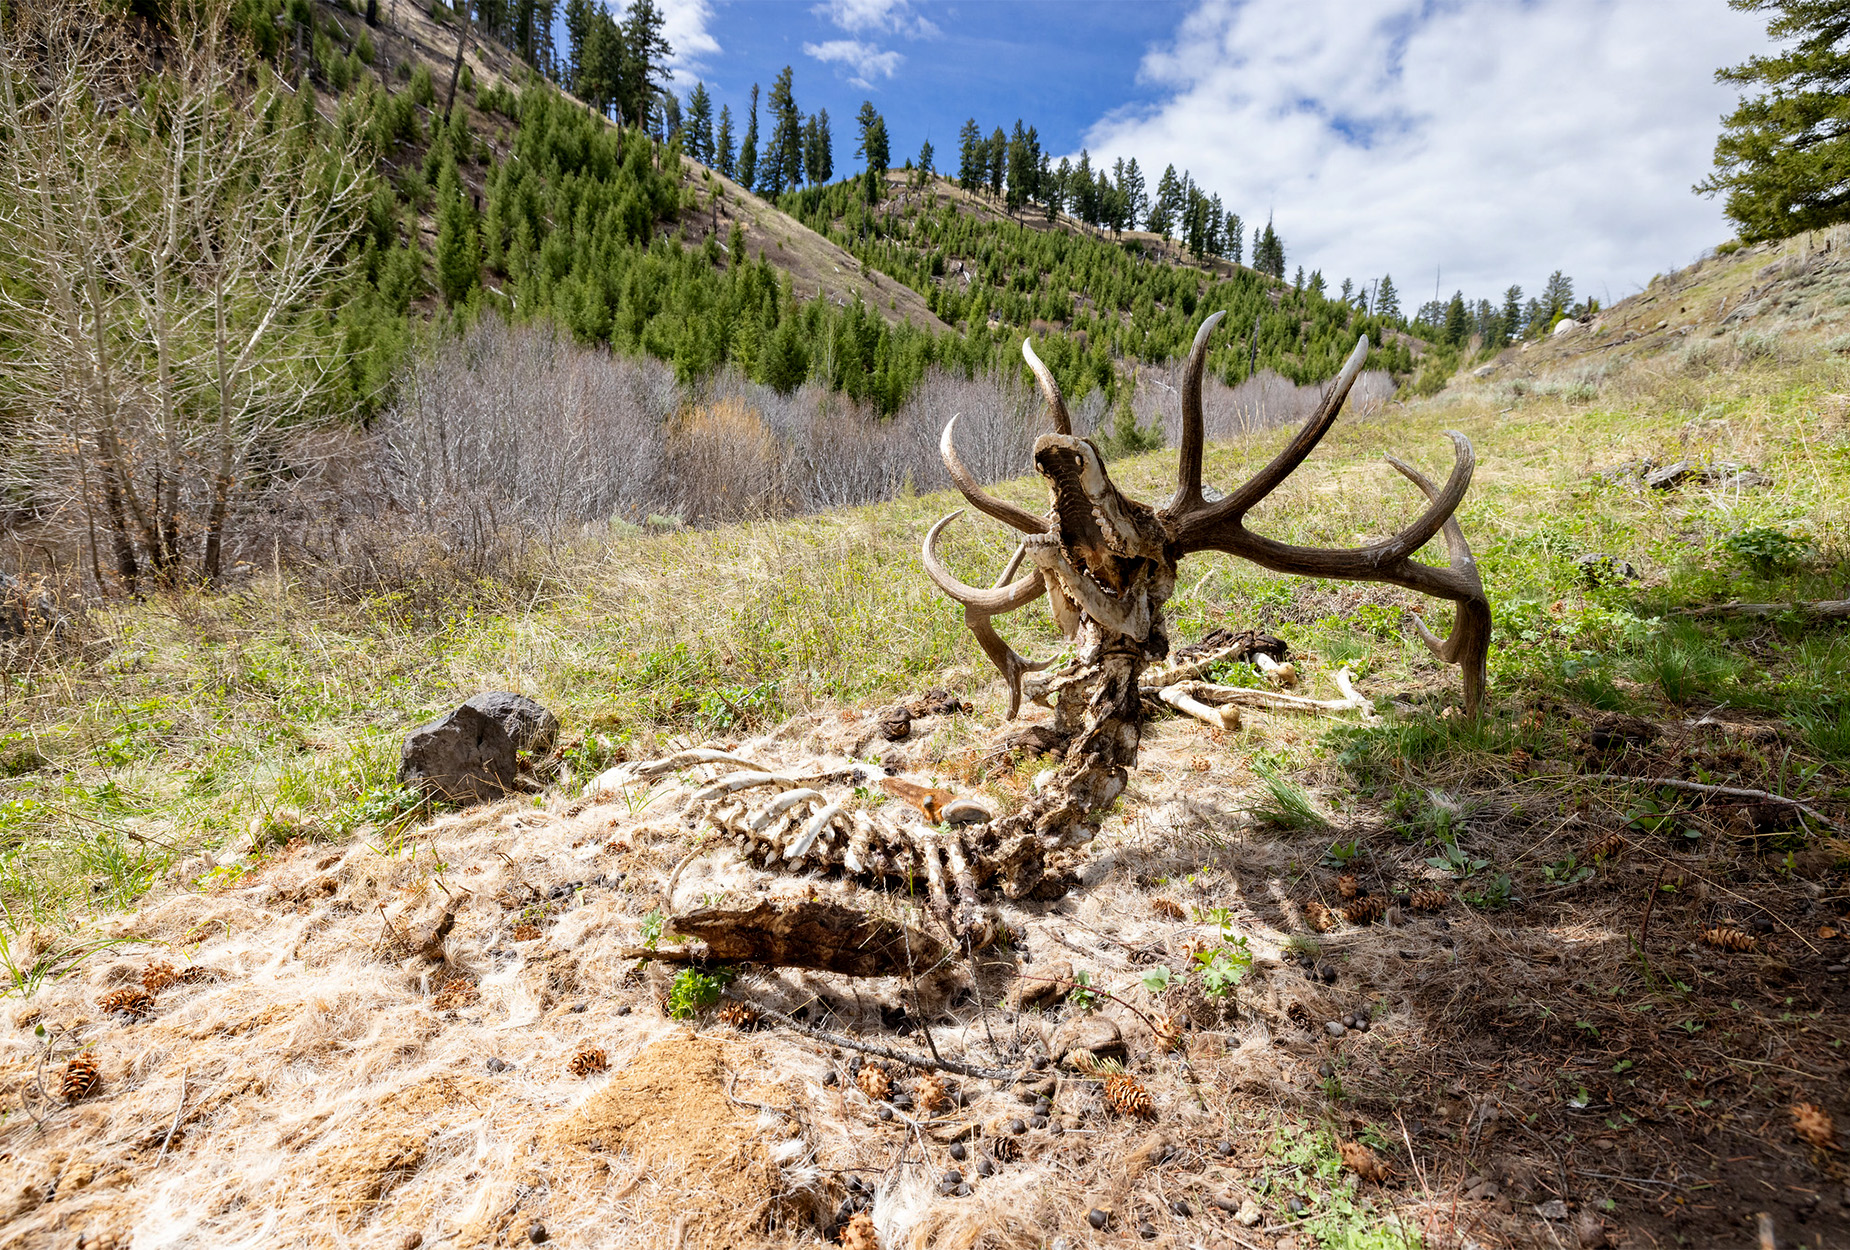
1009;1118;1027;1135
1087;1209;1110;1230
1355;1017;1371;1033
527;1222;548;1244
976;1156;995;1177
1465;1179;1501;1201
943;1170;962;1184
1169;1198;1191;1217
1035;1096;1052;1113
1325;1021;1347;1038
823;1070;839;1086
1536;1198;1570;1220
398;1234;424;1250
1030;1115;1048;1129
570;1002;586;1013
1215;1139;1234;1156
877;1105;893;1121
1286;1196;1307;1214
1318;964;1339;984
1047;1120;1064;1136
486;1057;510;1073
891;1093;912;1109
1138;1222;1157;1240
956;1183;971;1197
1235;1197;1262;1226
949;1142;967;1161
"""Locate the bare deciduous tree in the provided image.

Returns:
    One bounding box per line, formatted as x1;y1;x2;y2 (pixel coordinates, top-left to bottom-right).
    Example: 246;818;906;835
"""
0;0;366;589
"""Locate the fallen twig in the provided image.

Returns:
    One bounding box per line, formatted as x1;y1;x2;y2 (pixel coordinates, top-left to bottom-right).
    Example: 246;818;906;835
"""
156;1070;187;1165
745;1000;1021;1082
1682;599;1850;621
1582;773;1838;832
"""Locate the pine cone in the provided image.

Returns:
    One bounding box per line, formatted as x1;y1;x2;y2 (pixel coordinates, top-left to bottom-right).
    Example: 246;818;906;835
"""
839;1211;877;1250
1342;895;1386;926
1584;832;1626;862
431;977;480;1011
1103;1072;1154;1120
141;962;179;993
1304;901;1336;933
715;1001;760;1030
568;1047;608;1077
512;923;542;942
992;1134;1022;1162
1408;888;1449;912
1700;926;1757;952
60;1053;101;1102
1792;1102;1836;1151
856;1064;892;1102
98;986;153;1019
1336;873;1359;900
1151;1013;1182;1054
1339;1139;1389;1182
913;1071;949;1114
1151;897;1185;921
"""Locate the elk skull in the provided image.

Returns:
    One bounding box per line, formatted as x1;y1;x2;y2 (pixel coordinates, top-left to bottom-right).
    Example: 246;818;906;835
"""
921;314;1492;906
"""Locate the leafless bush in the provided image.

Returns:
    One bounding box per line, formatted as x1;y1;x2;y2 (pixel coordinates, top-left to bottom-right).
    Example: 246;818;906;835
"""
382;319;673;542
1149;367;1395;446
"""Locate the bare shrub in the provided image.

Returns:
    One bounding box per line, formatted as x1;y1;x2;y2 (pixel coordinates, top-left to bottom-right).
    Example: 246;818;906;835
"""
382;318;671;545
668;395;786;524
1153;367;1394;446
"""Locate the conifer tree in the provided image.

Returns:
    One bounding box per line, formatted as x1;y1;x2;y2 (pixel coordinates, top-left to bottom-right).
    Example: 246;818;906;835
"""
1308;270;1326;297
855;100;889;174
1340;277;1354;304
1375;274;1400;319
986;126;1006;197
1698;0;1850;240
737;83;760;190
916;137;933;179
686;81;714;165
1148;164;1180;240
1498;284;1523;343
1254;218;1285;279
1006;120;1034;217
618;0;673;129
563;0;594;90
1224;210;1242;265
957;118;981;191
804;109;833;184
716;104;736;177
1443;290;1468;345
1539;270;1573;326
1050;156;1071;219
1122;157;1147;229
765;67;803;194
434;157;481;305
1073;150;1095;223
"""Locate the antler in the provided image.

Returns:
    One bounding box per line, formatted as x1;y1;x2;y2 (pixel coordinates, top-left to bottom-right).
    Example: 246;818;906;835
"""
941;417;1047;535
1161;328;1492;716
922;511;1052;719
1020;337;1073;436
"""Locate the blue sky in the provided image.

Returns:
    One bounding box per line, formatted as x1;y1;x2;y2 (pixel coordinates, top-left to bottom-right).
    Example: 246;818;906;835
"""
646;0;1771;304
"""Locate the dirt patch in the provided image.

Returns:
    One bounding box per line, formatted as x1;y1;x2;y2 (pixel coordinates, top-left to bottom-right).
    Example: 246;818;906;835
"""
545;1035;780;1248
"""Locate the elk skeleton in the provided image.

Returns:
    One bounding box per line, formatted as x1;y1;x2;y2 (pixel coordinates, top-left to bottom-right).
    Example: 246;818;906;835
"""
921;315;1492;914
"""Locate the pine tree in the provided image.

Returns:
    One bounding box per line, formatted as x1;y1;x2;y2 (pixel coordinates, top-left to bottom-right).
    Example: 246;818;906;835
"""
619;0;673;129
1340;277;1355;304
1443;290;1468;345
1224;211;1242;265
578;10;624;118
1073;150;1094;223
1148;164;1180;240
765;66;803;193
957;118;981;192
986;126;1006;197
434;157;481;305
855;100;889;174
1539;270;1573;326
1123;157;1147;230
1006;120;1034;217
1308;270;1326;298
804;109;833;184
916;137;933;179
686;81;714;164
1051;156;1072;219
1375;274;1400;320
563;0;594;90
737;84;759;190
716;104;736;177
1697;0;1850;240
1254;219;1285;279
1498;284;1523;343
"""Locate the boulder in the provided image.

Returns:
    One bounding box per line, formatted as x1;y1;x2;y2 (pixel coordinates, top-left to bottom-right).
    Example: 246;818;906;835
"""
463;691;559;757
1644;460;1703;490
1571;553;1639;585
1051;1013;1125;1067
398;703;518;805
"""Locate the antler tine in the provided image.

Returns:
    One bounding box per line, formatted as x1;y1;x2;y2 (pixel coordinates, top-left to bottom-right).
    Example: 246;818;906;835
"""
941;416;1049;535
922;511;1053;719
1170;310;1226;513
1020;336;1073;436
1386;456;1491;718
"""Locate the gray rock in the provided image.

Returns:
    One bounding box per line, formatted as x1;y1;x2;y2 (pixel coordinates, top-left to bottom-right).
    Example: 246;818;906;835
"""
1535;1198;1569;1220
1644;460;1703;490
1715;467;1772;491
1572;553;1640;585
398;703;518;805
463;691;559;757
1050;1013;1124;1065
1472;363;1498;378
1324;1020;1347;1038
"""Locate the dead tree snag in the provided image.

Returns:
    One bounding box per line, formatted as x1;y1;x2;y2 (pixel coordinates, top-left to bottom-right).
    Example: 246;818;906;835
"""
926;316;1492;906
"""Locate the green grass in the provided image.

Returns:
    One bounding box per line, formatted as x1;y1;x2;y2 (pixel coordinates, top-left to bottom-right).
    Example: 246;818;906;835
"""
3;255;1847;940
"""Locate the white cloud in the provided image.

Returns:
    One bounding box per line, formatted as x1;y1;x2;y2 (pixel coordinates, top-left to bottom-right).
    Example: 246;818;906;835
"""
657;0;722;74
803;38;905;89
1082;0;1767;300
812;0;939;39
